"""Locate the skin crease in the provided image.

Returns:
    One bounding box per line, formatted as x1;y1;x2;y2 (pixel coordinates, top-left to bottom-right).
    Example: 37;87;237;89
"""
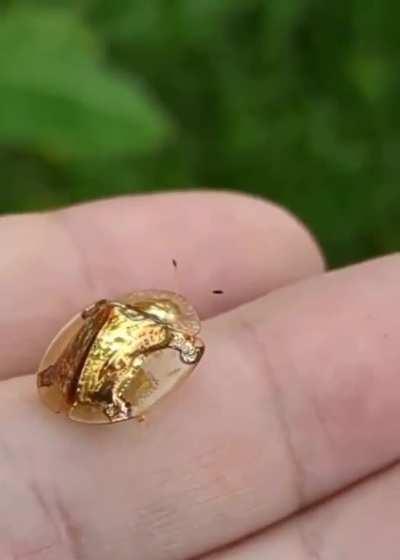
1;192;400;560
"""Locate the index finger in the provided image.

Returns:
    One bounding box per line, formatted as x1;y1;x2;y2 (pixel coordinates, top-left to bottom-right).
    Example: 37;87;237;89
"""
0;190;323;379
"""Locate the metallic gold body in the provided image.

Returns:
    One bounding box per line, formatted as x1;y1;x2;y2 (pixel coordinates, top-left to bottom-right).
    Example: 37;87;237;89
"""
37;291;204;424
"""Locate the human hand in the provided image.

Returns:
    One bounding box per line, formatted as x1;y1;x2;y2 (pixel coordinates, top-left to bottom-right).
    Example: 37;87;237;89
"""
1;191;397;559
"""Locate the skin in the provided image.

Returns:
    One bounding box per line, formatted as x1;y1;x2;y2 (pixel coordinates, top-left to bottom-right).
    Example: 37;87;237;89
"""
1;190;398;559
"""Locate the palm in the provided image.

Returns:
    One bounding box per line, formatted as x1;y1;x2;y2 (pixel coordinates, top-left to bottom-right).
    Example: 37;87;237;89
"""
1;191;398;560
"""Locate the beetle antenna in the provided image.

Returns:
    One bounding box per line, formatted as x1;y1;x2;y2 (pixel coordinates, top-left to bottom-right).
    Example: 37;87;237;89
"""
171;258;181;294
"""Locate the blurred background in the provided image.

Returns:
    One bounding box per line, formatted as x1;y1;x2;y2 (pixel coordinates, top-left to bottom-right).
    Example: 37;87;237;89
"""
0;0;398;266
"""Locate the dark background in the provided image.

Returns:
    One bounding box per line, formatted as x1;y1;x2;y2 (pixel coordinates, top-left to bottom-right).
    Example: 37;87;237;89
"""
0;1;399;266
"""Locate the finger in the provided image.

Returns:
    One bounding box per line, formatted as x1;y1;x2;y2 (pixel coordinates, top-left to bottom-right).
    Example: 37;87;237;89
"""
0;190;324;380
5;254;400;560
265;462;400;560
204;464;400;560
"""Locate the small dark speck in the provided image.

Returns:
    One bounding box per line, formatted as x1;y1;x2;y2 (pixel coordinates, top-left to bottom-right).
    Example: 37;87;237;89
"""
212;290;224;294
172;259;178;268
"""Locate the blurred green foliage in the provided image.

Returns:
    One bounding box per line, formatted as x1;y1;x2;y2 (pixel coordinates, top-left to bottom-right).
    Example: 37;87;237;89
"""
0;0;399;266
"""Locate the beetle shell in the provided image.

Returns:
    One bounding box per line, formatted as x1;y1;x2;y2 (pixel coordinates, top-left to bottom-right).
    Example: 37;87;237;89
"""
37;291;205;424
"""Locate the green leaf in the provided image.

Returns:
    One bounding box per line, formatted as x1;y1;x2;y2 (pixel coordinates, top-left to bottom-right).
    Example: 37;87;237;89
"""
0;7;172;159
